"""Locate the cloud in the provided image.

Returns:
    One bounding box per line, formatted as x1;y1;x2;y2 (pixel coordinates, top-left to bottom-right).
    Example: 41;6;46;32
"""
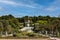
40;0;60;12
0;0;18;5
31;0;60;16
0;0;36;8
44;6;59;11
0;7;4;11
51;0;60;6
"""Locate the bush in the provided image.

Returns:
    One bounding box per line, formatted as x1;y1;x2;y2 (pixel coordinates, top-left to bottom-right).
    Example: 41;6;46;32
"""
26;32;36;37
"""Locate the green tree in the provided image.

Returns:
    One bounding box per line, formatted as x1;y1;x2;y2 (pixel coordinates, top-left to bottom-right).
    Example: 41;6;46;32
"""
0;22;4;36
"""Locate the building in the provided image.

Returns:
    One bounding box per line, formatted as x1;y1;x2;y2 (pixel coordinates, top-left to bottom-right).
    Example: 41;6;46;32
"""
20;20;34;33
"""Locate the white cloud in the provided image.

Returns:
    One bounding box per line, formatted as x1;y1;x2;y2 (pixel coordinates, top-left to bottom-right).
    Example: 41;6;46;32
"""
42;0;60;12
0;0;19;5
44;6;59;11
51;0;60;6
0;7;4;11
0;7;2;10
0;0;36;8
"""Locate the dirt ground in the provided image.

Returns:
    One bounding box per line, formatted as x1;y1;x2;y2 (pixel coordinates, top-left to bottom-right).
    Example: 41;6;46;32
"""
0;39;49;40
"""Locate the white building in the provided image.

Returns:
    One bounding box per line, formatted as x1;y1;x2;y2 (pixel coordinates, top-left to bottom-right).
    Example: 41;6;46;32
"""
20;20;34;33
20;27;34;33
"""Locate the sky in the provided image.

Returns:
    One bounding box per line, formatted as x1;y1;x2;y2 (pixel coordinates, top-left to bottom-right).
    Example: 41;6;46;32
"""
0;0;60;17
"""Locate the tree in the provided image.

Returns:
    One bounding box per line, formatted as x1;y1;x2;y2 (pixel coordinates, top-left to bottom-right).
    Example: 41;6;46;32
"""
0;21;4;36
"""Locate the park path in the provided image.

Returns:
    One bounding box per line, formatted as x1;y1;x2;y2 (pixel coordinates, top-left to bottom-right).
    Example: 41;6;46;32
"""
0;39;49;40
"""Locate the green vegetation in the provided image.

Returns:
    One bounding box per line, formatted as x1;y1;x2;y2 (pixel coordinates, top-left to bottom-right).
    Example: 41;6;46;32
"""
0;14;60;37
